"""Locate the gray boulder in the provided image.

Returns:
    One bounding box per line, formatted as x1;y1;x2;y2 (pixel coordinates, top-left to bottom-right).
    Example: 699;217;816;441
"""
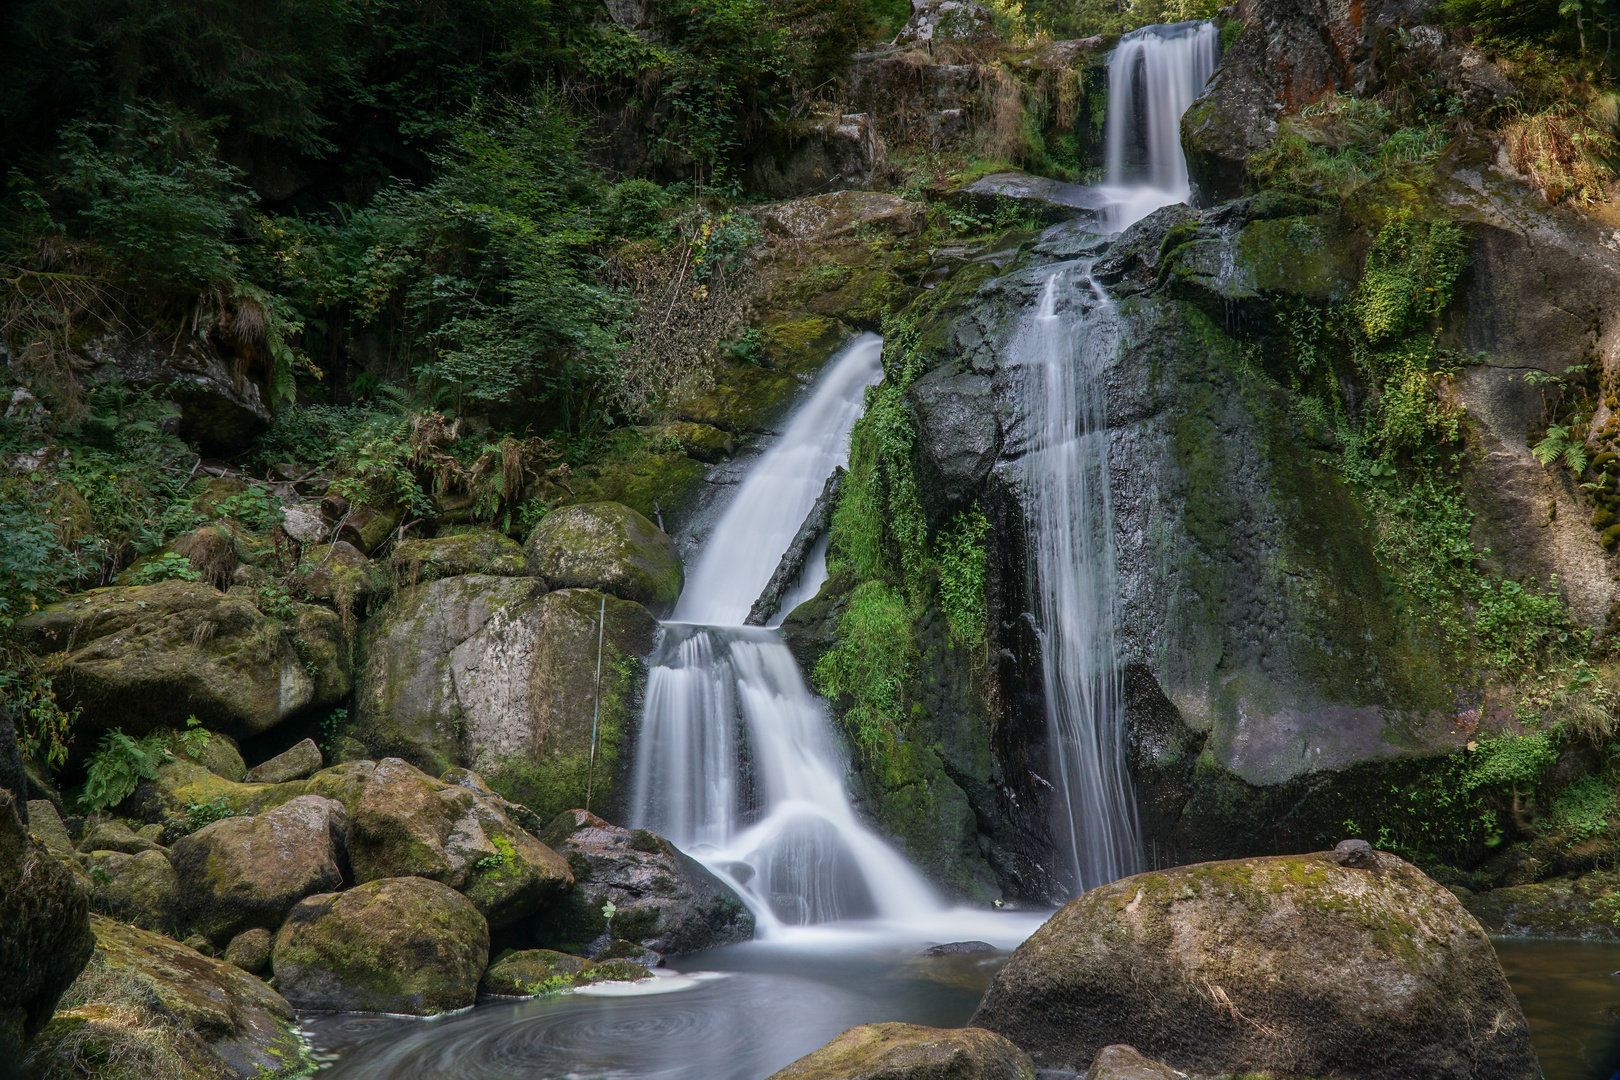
750;112;891;199
907;362;1000;527
524;502;684;616
536;809;754;956
1084;1045;1181;1080
971;850;1539;1080
244;738;323;785
85;848;180;933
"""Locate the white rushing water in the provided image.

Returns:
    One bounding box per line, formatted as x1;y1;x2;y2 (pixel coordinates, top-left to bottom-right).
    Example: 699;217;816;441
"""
1097;19;1220;231
1016;272;1143;893
634;334;946;935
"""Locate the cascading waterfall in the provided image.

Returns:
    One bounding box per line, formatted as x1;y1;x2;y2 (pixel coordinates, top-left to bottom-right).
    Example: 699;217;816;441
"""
1099;20;1220;230
632;334;944;933
1015;271;1142;894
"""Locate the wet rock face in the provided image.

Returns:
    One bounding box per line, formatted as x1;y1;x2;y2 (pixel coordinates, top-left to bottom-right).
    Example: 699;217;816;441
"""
16;580;319;739
0;788;94;1060
536;810;754;956
272;876;490;1015
971;851;1539;1080
907;363;1001;528
766;1023;1035;1080
524;501;684;616
352;576;657;820
749;113;891;200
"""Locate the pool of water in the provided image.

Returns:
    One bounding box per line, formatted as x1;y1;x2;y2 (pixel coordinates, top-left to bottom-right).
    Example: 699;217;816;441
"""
302;924;1620;1079
1497;938;1620;1080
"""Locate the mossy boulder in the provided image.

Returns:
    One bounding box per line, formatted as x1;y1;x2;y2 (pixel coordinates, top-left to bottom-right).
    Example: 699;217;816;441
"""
352;575;658;821
390;528;528;585
673;314;853;433
244;737;323;785
27;914;310;1078
16;580;317;739
79;819;163;855
286;539;387;615
971;850;1539;1080
272;876;490;1015
766;1023;1035;1080
0;789;94;1061
85;848;180;933
1461;872;1620;940
224;927;274;974
477;948;647;996
524;502;683;617
290;604;353;707
536;810;753;956
170;794;347;945
347;757;573;929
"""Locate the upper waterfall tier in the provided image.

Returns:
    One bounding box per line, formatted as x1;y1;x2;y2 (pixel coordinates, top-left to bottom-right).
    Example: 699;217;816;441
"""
673;334;884;626
1100;19;1220;231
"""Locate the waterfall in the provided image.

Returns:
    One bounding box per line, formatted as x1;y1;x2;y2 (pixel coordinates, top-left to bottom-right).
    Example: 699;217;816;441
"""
632;334;945;933
1016;272;1143;894
1098;20;1220;230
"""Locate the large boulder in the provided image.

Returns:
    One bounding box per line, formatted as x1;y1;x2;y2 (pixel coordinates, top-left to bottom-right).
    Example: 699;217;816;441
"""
478;948;646;996
170;794;348;944
0;789;94;1061
524;502;684;616
243;738;323;785
536;810;753;956
970;849;1539;1080
766;1023;1034;1080
24;915;309;1079
749;112;891;200
84;848;180;934
16;581;318;738
351;575;658;820
346;757;572;928
954;172;1107;225
272;876;490;1015
757;191;925;242
81;331;272;450
390;528;528;585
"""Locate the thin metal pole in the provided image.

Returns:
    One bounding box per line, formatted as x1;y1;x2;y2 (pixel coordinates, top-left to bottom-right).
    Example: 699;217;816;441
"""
585;594;606;812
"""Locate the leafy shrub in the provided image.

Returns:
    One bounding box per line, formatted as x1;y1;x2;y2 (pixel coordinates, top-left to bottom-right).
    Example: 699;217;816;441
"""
605;180;668;238
123;552;202;586
1549;775;1616;840
1352;218;1468;346
181;796;236;834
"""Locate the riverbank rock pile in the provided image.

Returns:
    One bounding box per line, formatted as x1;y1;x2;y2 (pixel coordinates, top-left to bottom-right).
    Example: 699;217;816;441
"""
970;848;1540;1080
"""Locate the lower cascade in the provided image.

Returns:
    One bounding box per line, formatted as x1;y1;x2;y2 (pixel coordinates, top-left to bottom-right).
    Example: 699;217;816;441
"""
630;333;944;932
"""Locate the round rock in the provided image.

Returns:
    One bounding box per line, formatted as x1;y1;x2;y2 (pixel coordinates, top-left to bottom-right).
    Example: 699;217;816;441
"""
524;502;683;617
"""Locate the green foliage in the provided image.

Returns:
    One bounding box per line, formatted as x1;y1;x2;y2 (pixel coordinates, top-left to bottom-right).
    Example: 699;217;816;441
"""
1549;775;1616;839
1352;219;1468;346
178;715;210;758
605;180;669;239
936;508;991;646
0;490;72;622
210;487;279;531
1532;423;1590;472
475;835;516;871
812;580;918;752
124;552;202;586
1475;577;1585;668
1465;731;1558;792
181;796;237;834
1249;97;1448;198
82;730;171;812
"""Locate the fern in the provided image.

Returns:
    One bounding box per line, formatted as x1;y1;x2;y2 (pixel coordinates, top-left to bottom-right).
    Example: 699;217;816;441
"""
1533;424;1589;473
82;730;170;812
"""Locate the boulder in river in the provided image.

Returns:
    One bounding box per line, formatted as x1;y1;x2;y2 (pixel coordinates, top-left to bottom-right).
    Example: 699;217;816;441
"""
25;914;308;1079
478;948;645;996
524;501;683;616
970;850;1540;1080
0;788;94;1061
537;809;754;956
272;876;490;1015
16;580;318;739
1083;1044;1181;1080
766;1022;1035;1080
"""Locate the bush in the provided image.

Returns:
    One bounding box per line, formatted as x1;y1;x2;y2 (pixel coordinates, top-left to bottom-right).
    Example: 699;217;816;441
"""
605;180;668;238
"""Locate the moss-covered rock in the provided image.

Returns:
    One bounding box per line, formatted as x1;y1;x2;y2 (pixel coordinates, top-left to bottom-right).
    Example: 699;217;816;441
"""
524;502;683;617
476;948;649;996
79;819;163;855
85;848;180;934
350;576;658;821
674;314;855;432
243;737;322;785
28;914;312;1078
766;1023;1035;1080
390;528;528;585
971;850;1538;1080
287;539;388;620
16;580;317;739
1;790;94;1061
272;876;490;1015
536;810;753;956
560;429;711;525
170;794;347;945
641;421;737;463
1461;872;1620;940
224;927;273;974
290;603;354;708
346;757;573;929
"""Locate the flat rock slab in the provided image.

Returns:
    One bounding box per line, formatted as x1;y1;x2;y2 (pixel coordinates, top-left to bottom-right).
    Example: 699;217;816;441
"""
767;1022;1034;1080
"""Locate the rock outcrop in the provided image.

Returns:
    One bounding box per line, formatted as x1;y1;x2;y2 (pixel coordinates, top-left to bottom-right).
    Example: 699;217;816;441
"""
537;810;754;956
352;576;658;819
756;191;925;242
272;876;490;1015
0;788;94;1062
524;502;684;616
390;528;528;584
971;851;1538;1079
17;581;319;739
478;948;646;996
750;112;891;199
766;1023;1034;1080
81;331;272;450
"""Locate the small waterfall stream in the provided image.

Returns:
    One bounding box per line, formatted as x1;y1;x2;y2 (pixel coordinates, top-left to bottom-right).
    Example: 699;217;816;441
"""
631;334;945;934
